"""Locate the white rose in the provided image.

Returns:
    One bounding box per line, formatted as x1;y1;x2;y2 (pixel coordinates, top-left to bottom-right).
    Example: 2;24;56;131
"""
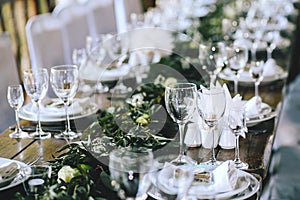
164;77;177;87
57;166;80;183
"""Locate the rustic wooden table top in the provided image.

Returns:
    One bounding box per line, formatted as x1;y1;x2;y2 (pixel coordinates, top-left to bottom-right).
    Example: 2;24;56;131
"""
0;79;285;199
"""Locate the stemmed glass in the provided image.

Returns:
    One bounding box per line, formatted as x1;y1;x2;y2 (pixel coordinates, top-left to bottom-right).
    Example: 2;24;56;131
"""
249;60;264;110
109;148;154;199
23;69;51;139
106;34;132;94
228;106;249;169
197;87;226;166
199;42;226;85
226;45;248;95
165;83;197;165
7;85;28;139
50;65;81;140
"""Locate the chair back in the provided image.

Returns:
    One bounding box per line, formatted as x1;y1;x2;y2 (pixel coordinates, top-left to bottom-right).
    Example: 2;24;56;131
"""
25;13;69;71
53;2;93;61
87;0;117;35
0;32;21;132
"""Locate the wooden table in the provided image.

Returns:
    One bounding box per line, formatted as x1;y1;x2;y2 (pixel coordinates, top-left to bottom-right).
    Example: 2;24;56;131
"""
0;79;285;199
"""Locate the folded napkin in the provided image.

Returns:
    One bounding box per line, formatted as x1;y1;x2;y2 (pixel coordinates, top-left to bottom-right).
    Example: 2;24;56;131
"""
158;161;238;196
263;58;278;77
219;84;245;148
0;162;19;186
24;98;90;118
212;160;238;193
128;28;174;55
245;96;262;117
185;111;202;147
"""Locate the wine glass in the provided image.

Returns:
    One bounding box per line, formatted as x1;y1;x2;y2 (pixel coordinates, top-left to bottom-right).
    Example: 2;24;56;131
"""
23;69;51;139
228;106;249;169
197;87;226;166
50;65;81;140
106;34;132;95
226;45;248;95
249;60;264;110
7;85;28;139
109;148;154;199
165;83;197;165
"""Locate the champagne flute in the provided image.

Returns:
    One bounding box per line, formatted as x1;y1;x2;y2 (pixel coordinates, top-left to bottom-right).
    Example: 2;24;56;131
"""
23;69;51;139
165;83;197;165
197;87;226;166
227;45;248;95
50;65;81;140
228;106;249;169
7;85;28;139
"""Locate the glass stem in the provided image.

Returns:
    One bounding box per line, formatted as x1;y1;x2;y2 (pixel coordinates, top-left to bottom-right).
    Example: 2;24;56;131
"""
234;135;241;164
178;123;186;159
255;81;259;97
36;101;42;134
234;76;238;95
64;100;71;133
267;47;272;60
210;126;216;164
14;109;21;133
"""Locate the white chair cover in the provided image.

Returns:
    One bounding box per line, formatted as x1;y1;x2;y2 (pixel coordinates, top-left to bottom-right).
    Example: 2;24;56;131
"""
87;0;117;35
53;2;93;62
0;32;21;132
25;13;69;71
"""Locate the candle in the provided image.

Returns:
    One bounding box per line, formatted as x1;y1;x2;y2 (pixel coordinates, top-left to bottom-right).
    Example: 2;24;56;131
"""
28;178;44;186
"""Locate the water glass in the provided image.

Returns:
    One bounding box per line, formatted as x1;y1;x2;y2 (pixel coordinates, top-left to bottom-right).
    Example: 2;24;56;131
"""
23;68;51;139
50;65;81;140
21;165;52;199
109;148;154;199
7;85;28;139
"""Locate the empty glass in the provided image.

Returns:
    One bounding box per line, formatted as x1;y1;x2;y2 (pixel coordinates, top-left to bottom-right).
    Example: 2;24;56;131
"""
23;69;51;139
226;45;248;95
50;65;81;140
199;42;227;85
165;83;197;165
249;60;264;110
228;107;249;169
21;165;52;199
109;149;154;199
7;85;28;139
197;87;226;166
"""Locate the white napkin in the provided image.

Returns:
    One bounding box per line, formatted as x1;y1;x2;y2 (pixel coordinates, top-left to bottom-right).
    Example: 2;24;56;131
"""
212;160;238;193
128;28;174;55
199;82;223;149
219;84;244;148
245;96;261;117
185;111;202;147
263;59;278;77
158;161;238;195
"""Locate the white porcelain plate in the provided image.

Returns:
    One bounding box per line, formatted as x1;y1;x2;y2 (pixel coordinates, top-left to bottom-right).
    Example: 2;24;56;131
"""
0;157;27;191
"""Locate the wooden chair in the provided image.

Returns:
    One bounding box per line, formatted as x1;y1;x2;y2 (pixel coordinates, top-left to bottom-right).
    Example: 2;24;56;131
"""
0;32;21;132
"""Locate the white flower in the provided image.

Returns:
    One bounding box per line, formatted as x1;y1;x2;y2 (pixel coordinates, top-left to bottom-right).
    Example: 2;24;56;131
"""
164;77;177;87
126;93;144;107
57;166;80;183
154;74;166;85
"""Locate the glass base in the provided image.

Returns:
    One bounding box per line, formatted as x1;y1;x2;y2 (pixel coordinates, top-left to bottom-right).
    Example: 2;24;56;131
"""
234;161;249;170
9;131;29;139
29;131;51;140
202;160;222;170
54;131;82;140
170;155;196;166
